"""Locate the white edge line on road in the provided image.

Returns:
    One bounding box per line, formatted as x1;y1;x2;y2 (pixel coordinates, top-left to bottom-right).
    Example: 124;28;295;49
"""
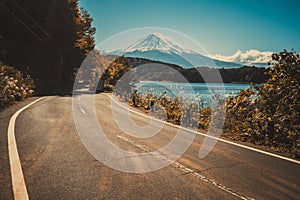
8;97;45;200
107;93;300;165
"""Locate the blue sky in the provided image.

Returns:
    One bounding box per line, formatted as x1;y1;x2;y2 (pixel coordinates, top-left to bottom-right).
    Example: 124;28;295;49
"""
79;0;300;56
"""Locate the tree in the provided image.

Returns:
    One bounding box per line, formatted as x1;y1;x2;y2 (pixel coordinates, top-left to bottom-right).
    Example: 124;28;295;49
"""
225;50;300;158
74;7;95;55
0;0;95;94
256;50;300;156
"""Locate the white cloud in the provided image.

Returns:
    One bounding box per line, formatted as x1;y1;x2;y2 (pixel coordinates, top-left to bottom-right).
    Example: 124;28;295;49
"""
209;49;273;65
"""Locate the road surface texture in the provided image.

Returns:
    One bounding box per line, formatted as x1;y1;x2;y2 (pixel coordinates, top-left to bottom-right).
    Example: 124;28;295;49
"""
0;94;299;199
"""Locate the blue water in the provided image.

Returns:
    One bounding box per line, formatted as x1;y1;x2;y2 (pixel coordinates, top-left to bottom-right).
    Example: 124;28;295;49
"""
134;81;252;106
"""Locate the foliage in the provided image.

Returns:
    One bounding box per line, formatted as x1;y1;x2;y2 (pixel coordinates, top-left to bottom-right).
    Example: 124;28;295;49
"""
101;56;134;92
0;0;95;94
70;2;95;55
225;50;300;158
225;87;258;141
0;64;34;110
126;91;211;129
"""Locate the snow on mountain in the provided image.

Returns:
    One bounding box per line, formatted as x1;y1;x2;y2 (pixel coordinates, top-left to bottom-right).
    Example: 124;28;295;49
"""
124;33;192;54
110;33;242;69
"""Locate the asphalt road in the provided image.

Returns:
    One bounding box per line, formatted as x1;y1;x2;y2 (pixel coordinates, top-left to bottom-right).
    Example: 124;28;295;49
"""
1;94;299;199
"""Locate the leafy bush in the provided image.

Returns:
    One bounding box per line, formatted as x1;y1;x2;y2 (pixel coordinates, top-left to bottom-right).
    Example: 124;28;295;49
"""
225;50;300;157
0;64;35;110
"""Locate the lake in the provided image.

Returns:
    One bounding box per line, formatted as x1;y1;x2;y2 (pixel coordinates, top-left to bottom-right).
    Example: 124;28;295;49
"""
134;81;252;106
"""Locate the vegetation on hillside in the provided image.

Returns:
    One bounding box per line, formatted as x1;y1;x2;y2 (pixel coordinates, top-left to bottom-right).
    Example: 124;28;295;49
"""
97;55;269;92
180;66;269;83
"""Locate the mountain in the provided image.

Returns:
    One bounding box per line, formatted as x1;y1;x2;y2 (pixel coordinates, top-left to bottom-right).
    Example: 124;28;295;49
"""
109;33;241;69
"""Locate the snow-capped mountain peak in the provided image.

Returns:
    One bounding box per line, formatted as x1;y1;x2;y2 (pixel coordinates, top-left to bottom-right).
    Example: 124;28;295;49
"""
123;33;191;54
109;32;243;69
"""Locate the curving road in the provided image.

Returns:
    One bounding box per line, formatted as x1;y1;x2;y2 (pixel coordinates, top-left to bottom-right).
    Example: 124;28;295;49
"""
0;94;299;199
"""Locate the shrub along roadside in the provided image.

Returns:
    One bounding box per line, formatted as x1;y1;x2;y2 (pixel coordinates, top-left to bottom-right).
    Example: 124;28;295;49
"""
225;50;300;158
0;64;35;110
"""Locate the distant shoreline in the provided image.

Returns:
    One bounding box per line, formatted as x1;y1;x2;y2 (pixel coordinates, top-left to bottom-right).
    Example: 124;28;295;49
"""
139;80;262;85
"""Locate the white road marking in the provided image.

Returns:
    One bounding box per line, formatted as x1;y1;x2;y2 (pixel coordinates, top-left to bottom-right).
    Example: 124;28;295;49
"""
116;134;252;200
79;107;88;116
77;96;88;116
107;93;300;165
8;97;45;200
